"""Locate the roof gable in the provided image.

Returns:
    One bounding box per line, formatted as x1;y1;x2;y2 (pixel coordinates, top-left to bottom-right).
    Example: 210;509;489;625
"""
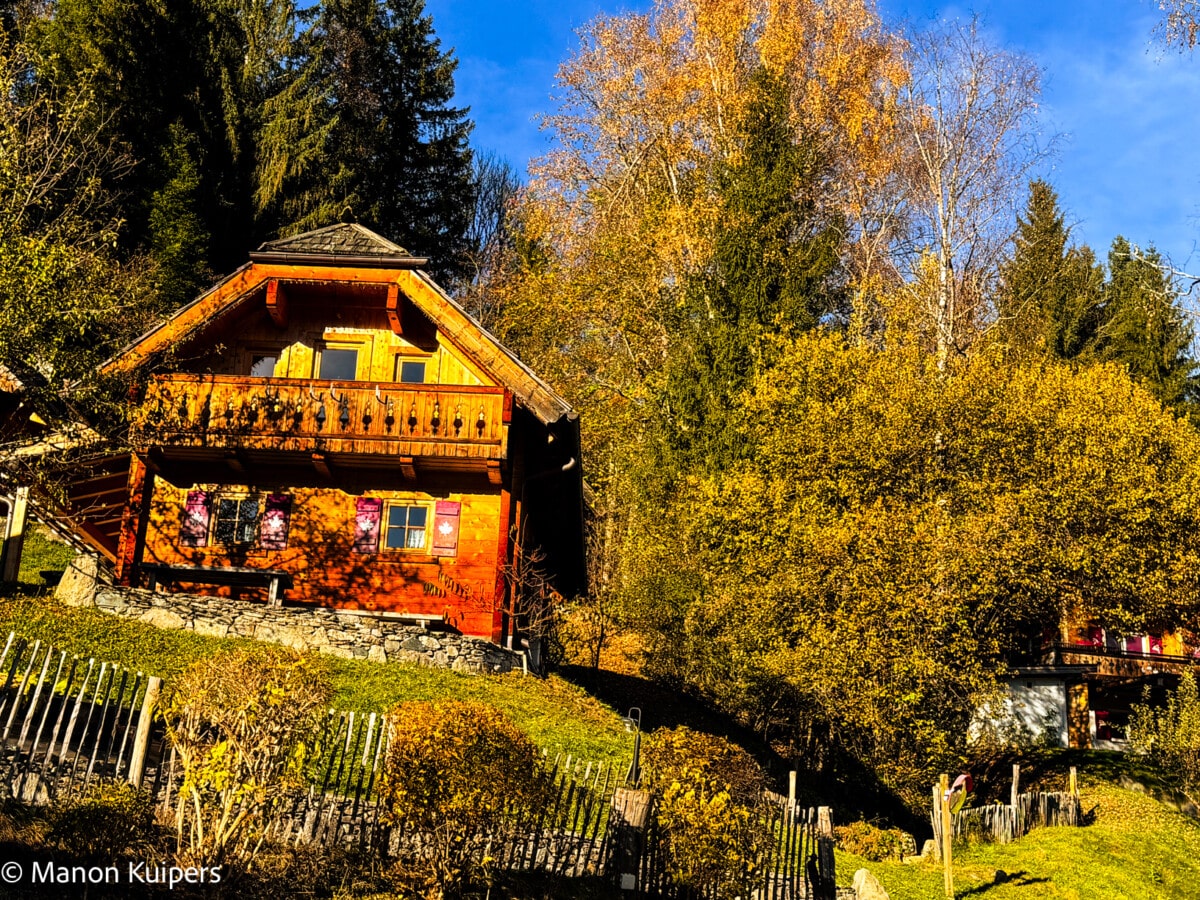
101;226;575;427
253;223;420;263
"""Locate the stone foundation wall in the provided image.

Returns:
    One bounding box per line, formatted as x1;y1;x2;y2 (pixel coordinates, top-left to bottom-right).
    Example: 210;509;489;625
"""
56;558;524;674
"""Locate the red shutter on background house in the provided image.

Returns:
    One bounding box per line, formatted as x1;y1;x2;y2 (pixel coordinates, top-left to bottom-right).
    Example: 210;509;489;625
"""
432;500;461;556
354;498;383;552
260;494;292;550
181;490;210;547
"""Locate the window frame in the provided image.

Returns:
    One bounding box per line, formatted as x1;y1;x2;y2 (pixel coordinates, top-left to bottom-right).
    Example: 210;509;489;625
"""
382;501;430;553
316;344;361;382
211;494;263;547
244;345;287;379
394;352;434;384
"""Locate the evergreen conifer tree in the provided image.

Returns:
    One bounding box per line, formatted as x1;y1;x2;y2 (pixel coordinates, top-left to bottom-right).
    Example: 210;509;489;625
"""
661;69;844;469
1094;236;1198;415
996;179;1104;360
274;0;474;282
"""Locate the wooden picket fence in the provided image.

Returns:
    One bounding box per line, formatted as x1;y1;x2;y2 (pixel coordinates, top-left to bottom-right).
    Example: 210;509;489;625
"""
931;788;1082;850
0;629;837;897
629;799;836;900
0;633;163;803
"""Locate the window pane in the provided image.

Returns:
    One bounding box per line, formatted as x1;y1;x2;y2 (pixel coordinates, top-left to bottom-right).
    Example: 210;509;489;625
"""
236;499;259;543
405;525;426;549
399;360;426;383
388;505;409;528
407;507;427;528
384;523;406;550
214;499;238;544
319;348;358;381
250;354;277;377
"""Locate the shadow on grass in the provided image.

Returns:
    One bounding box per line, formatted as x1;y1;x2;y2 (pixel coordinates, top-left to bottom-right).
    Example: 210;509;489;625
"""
554;665;929;836
959;870;1051;896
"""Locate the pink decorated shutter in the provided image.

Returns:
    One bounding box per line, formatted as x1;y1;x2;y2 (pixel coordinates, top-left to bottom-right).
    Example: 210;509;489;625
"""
259;494;292;550
180;490;210;547
432;500;461;556
354;498;383;553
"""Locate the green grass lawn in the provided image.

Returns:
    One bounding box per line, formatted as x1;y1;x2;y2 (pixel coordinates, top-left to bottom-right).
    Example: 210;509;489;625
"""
838;769;1200;900
0;589;630;765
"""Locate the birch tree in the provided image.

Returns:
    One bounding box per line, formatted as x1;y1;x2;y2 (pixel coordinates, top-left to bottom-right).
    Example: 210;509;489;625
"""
897;18;1047;368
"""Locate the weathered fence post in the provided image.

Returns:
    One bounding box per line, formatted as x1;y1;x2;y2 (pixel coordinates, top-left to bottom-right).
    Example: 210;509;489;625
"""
1011;763;1020;809
816;805;836;900
788;769;797;812
608;786;651;891
127;676;162;789
1069;766;1077;797
939;773;954;899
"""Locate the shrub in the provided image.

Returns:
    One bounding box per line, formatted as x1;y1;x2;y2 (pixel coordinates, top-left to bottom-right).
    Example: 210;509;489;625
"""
1130;670;1200;804
641;727;770;896
379;699;550;899
165;646;332;869
833;820;914;861
48;782;156;861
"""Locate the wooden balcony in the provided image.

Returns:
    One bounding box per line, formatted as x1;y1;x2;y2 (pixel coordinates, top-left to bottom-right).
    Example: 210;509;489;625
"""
131;374;509;465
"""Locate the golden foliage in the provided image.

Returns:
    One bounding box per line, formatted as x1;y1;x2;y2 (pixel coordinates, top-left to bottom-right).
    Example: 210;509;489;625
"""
379;700;550;898
627;333;1200;804
642;726;770;894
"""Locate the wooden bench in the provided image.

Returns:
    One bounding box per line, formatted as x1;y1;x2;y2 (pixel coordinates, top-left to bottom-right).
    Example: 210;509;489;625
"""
140;563;294;608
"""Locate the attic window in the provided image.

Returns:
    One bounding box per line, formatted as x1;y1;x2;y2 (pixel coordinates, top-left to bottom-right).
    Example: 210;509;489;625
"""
398;360;426;384
249;353;278;378
319;348;358;381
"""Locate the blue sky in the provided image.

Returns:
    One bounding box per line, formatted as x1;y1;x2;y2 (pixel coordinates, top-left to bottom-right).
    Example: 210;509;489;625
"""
423;0;1200;273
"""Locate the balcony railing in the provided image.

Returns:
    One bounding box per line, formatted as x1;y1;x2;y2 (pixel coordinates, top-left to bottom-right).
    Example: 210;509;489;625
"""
131;374;507;459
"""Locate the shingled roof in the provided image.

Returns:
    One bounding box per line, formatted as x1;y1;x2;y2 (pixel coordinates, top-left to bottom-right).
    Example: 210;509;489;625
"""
251;223;425;265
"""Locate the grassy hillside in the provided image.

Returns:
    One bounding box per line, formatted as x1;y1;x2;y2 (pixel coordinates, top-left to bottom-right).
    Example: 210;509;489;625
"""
0;590;630;765
838;768;1200;900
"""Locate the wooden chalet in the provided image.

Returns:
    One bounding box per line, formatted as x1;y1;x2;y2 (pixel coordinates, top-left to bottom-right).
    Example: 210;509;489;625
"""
99;224;583;643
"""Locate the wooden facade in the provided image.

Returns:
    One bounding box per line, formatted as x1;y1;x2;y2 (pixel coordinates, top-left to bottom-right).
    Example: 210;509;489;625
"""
104;225;584;642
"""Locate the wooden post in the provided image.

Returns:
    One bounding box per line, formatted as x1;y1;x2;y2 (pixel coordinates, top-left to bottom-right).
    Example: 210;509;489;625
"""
788;770;797;811
1;487;30;583
817;806;836;900
931;782;943;861
1069;766;1078;797
940;773;954;899
1011;763;1020;808
127;676;162;789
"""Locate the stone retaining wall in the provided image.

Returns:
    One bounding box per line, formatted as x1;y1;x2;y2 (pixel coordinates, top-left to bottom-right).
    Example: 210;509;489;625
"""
56;556;525;674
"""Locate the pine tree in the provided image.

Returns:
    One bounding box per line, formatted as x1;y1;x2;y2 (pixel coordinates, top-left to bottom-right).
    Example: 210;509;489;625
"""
1094;236;1198;414
30;0;297;289
270;0;474;282
660;68;844;469
996;180;1104;360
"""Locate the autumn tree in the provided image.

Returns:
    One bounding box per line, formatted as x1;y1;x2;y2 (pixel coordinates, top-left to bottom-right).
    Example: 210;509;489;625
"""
995;179;1104;360
625;332;1200;805
0;36;161;411
897;18;1048;367
489;0;905;646
1157;0;1199;49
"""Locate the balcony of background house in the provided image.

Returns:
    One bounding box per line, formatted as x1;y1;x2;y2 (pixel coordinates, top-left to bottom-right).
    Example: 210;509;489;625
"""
130;374;508;462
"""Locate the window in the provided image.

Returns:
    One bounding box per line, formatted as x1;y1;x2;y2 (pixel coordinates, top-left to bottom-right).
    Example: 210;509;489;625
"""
249;353;278;378
214;497;260;545
384;503;427;551
398;360;426;384
319;347;359;381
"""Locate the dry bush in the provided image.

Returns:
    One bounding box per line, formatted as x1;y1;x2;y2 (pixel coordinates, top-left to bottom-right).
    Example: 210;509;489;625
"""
165;646;332;870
